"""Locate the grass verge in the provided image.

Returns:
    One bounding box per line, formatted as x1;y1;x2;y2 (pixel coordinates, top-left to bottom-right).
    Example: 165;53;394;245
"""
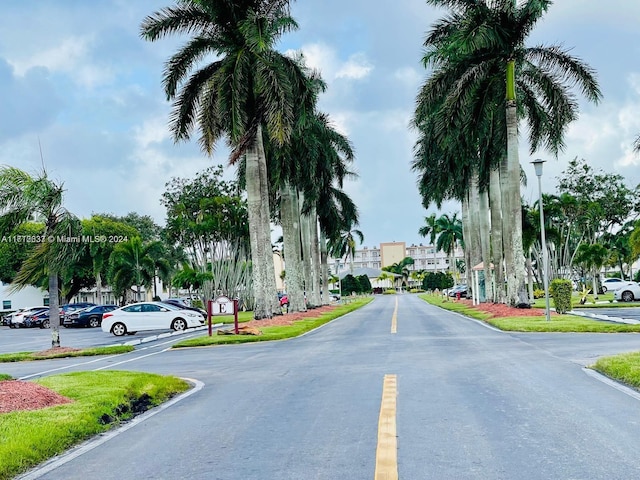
173;297;373;348
0;345;134;363
419;294;640;332
592;352;640;391
0;370;190;480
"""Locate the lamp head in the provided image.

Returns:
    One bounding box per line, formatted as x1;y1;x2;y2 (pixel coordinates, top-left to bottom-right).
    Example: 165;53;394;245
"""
531;158;546;177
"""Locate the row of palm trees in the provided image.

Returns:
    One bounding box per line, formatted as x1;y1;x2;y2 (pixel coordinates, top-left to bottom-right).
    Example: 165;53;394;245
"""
412;0;602;306
141;0;362;318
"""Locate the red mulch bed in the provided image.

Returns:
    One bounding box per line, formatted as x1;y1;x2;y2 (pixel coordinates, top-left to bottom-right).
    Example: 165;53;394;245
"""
0;380;73;414
456;298;550;317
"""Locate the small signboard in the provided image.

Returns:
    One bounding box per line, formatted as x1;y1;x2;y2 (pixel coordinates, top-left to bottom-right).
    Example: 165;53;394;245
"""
207;296;239;336
210;295;233;315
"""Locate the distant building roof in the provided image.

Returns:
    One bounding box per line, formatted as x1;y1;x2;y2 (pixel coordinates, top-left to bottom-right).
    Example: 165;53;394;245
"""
338;267;400;279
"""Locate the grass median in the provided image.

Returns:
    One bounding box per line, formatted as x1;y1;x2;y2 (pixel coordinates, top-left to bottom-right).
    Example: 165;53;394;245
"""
0;370;190;480
419;294;640;333
0;345;134;363
173;297;373;348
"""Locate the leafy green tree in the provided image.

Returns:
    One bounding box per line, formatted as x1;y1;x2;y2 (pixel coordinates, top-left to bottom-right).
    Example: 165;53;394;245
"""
574;243;608;298
0;222;43;284
0;166;81;348
81;215;139;304
108;237;166;304
357;275;372;294
340;274;360;296
141;0;312;319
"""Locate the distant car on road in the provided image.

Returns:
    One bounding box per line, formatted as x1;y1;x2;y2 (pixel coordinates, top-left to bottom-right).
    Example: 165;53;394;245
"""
613;282;640;302
101;301;205;336
602;278;625;293
63;305;118;328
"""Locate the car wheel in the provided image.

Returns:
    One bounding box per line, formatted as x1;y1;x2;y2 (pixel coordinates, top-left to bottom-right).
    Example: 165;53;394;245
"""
622;290;634;302
89;317;100;328
172;318;187;331
111;322;127;336
602;286;608;293
41;319;50;329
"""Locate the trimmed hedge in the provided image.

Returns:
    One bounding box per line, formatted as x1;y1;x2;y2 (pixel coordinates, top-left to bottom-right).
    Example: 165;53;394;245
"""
550;279;573;314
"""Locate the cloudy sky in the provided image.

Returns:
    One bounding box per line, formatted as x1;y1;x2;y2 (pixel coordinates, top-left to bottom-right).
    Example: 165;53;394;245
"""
1;1;639;249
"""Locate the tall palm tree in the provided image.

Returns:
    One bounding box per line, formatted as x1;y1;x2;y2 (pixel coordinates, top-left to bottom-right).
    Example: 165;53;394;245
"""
419;213;440;272
0;166;80;348
435;213;463;281
419;0;601;305
328;227;364;274
141;0;313;319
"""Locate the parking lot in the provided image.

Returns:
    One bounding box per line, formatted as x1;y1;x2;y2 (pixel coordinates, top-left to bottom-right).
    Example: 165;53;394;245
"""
0;323;210;355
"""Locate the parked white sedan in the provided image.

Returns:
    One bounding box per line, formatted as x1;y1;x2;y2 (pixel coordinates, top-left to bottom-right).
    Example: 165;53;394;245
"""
101;301;205;336
613;282;640;302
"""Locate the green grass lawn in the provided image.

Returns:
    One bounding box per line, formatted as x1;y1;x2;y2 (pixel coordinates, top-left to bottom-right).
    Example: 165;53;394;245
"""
419;294;640;333
0;371;190;480
173;297;374;348
0;345;134;363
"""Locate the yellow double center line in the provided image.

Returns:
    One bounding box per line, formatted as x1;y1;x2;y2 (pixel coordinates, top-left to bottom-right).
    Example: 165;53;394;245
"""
375;374;398;479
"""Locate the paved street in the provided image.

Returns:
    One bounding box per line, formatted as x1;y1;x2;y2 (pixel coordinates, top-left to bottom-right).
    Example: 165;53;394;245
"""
5;295;640;479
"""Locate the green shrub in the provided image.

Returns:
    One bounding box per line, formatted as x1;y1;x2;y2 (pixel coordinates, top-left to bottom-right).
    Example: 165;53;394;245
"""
550;279;572;314
533;289;545;299
383;289;397;294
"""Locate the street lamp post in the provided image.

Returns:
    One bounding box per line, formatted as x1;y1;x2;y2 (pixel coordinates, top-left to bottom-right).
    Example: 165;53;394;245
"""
531;159;551;322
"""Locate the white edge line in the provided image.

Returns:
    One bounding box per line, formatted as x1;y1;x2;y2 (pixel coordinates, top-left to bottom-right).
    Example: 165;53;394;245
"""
16;378;205;480
583;368;640;402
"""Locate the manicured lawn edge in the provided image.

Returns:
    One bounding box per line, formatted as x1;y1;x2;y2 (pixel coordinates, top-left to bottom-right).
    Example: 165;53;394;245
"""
172;297;374;348
0;345;134;363
0;371;190;480
418;294;640;332
591;352;640;391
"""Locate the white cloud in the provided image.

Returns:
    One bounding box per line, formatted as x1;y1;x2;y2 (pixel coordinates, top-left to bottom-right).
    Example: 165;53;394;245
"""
335;53;373;80
8;36;114;89
133;117;172;149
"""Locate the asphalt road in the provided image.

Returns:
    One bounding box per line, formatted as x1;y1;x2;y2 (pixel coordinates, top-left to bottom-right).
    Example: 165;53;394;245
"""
6;295;640;479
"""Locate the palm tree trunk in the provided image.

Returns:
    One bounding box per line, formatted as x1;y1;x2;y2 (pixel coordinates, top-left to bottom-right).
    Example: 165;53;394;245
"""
299;192;314;307
309;206;322;307
461;194;472;287
255;128;280;316
503;99;528;306
479;188;493;302
468;173;483;292
490;166;505;303
320;230;330;305
246;130;270;319
280;182;305;312
49;273;61;348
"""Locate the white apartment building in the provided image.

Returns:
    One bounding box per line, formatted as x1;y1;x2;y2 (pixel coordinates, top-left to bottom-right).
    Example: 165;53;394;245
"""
330;241;464;277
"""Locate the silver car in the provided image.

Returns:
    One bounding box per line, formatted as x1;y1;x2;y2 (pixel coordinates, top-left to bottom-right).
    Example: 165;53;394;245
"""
613;282;640;302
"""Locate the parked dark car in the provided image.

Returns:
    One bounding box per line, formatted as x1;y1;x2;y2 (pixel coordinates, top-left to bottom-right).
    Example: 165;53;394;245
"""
161;299;207;319
448;284;468;298
63;304;118;328
60;302;97;322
